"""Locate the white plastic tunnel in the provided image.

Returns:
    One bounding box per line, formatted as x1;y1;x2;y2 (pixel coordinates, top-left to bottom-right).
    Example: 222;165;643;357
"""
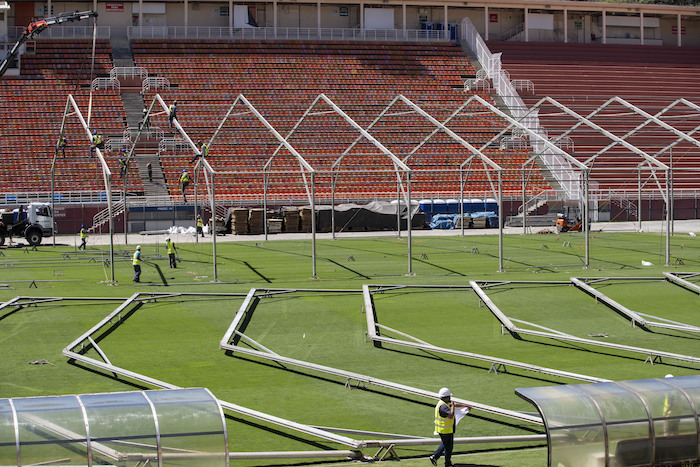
0;387;228;466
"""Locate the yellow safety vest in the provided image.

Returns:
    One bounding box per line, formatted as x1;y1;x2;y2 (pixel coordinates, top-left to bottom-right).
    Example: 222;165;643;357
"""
664;393;677;417
133;251;141;265
166;240;174;255
197;218;203;228
434;400;454;435
93;134;103;145
180;172;189;183
80;228;86;240
201;143;209;157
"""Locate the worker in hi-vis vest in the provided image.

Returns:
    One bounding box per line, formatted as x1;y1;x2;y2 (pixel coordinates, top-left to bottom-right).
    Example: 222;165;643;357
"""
430;387;471;467
663;374;680;436
165;237;177;269
78;225;87;250
196;215;204;237
132;245;142;283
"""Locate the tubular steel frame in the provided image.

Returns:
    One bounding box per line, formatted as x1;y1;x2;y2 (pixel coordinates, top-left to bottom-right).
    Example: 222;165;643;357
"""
37;291;546;457
54;94;116;284
470;280;700;365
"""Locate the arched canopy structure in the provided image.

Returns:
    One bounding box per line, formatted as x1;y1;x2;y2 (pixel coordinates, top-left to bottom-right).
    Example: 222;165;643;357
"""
517;375;700;467
0;388;229;466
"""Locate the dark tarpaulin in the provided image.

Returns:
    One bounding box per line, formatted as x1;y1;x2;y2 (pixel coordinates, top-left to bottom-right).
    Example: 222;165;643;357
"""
312;201;425;232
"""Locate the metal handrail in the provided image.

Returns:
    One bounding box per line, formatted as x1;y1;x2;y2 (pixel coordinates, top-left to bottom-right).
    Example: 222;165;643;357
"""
91;77;119;91
511;79;534;94
142;77;170;92
9;26;110;40
461;17;581;200
124;127;163;141
127;26;448;41
110;66;148;80
500;22;524;41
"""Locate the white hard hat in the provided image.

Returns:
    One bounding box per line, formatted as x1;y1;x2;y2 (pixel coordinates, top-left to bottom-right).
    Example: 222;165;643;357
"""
165;237;170;241
438;387;451;398
136;245;141;250
665;374;674;378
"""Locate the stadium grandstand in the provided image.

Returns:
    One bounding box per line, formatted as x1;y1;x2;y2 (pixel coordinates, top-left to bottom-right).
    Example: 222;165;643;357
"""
2;0;700;234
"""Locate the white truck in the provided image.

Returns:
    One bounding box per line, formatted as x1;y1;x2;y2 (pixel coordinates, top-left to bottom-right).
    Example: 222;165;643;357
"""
0;202;54;246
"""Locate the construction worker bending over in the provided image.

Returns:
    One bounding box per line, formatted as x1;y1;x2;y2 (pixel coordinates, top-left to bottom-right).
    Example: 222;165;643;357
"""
430;387;471;467
132;245;142;283
78;225;87;250
179;169;190;202
165;237;177;268
90;130;104;157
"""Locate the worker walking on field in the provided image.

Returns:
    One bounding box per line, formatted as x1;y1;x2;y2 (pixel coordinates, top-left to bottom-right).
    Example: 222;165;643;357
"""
132;245;142;283
78;225;87;250
165;237;177;268
430;387;470;467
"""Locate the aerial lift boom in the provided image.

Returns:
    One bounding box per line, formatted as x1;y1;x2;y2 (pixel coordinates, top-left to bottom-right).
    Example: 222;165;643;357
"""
0;10;97;78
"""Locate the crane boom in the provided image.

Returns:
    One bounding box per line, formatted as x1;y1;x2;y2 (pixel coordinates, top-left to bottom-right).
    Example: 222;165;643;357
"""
0;10;98;78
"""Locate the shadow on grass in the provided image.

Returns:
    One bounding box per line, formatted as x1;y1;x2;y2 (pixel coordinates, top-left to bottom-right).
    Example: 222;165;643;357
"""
519;335;700;372
67;360;151;391
379;346;570;387
223;413;335;452
231;355;543;434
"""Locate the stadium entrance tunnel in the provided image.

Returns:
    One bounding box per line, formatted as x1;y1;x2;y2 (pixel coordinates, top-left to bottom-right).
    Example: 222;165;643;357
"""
517;375;700;467
0;387;229;466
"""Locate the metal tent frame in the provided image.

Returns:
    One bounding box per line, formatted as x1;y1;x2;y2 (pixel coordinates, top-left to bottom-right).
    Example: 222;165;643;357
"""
53;94;116;284
350;94;507;269
520;96;672;266
274;93;414;274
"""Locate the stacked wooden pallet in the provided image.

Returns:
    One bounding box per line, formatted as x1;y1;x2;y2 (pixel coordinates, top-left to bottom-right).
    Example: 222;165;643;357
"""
283;208;300;232
249;208;265;234
231;208;249;234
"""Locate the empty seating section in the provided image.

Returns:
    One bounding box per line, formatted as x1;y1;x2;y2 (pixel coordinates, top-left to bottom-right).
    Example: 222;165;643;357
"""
489;41;700;194
133;39;548;200
0;40;138;194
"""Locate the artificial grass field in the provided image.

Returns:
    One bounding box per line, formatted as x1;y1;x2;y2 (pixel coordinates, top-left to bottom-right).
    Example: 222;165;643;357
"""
1;229;699;466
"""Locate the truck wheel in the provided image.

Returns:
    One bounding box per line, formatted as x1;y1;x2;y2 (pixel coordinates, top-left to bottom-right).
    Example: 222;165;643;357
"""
25;227;42;246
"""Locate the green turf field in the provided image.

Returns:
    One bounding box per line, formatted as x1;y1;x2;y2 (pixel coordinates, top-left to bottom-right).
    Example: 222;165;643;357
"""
1;230;699;466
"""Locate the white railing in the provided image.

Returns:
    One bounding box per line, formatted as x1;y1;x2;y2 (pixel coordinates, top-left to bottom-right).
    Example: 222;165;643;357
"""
142;77;170;92
461;17;581;200
89;200;124;233
105;137;131;152
159;137;189;153
464;78;490;93
553;136;574;153
128;26;448;42
10;26;110;40
500;136;528;151
501;23;524;42
91;77;120;91
511;79;534;95
124;127;164;141
110;66;148;80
